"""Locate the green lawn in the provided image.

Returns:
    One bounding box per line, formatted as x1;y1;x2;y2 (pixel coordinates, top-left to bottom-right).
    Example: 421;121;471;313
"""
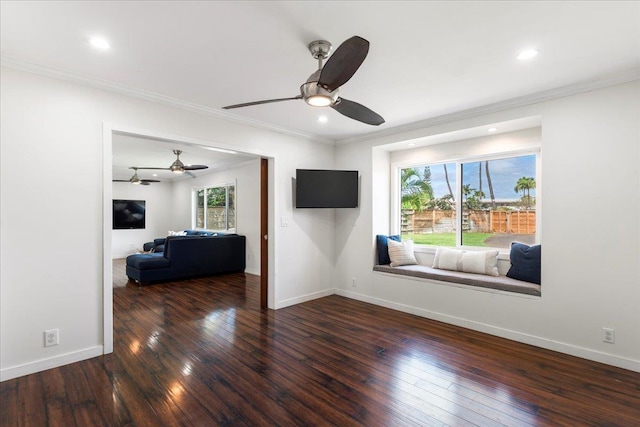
402;233;493;247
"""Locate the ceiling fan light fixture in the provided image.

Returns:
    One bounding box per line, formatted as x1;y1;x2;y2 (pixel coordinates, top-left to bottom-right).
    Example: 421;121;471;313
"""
300;79;338;107
170;155;185;173
306;95;333;107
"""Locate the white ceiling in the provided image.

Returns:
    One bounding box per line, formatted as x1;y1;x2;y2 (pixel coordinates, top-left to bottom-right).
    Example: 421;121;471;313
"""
2;1;639;146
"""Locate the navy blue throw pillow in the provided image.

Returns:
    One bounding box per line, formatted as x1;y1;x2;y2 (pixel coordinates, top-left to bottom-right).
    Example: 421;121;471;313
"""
506;242;541;284
376;235;401;265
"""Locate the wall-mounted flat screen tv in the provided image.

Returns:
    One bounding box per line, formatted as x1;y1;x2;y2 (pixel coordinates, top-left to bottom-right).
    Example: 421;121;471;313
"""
296;169;358;208
113;199;146;229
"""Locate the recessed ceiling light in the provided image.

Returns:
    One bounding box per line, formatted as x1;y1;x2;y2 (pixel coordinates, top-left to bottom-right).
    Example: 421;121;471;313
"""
408;142;416;147
488;127;498;132
317;116;328;123
152;174;158;177
517;49;538;60
89;37;110;50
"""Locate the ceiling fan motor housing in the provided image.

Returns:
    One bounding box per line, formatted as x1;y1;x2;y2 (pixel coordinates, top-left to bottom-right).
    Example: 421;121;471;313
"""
301;69;339;107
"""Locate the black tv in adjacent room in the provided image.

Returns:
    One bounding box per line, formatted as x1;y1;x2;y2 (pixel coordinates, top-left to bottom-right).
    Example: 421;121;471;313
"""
295;169;359;208
113;199;146;229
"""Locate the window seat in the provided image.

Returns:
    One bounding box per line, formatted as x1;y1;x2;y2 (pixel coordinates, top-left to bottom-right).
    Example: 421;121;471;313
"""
373;264;541;296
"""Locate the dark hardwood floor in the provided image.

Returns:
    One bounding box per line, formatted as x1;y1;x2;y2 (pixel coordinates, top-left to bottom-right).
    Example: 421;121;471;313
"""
2;273;640;426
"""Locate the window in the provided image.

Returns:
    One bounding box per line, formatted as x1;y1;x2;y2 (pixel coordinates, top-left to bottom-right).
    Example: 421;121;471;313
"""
399;153;538;249
193;183;236;231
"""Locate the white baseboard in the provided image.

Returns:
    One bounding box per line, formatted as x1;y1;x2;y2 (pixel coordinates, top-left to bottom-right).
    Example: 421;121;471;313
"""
275;288;335;309
0;346;104;382
335;289;640;373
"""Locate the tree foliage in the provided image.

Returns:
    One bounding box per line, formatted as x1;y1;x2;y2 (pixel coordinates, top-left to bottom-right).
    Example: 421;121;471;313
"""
401;167;434;211
514;177;536;209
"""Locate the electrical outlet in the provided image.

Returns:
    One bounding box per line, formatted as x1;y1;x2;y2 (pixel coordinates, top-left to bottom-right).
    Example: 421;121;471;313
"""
351;277;357;287
281;217;289;227
44;329;59;347
602;327;615;344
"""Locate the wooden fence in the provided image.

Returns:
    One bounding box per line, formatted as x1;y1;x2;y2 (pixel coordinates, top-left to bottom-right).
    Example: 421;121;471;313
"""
402;209;536;234
196;207;235;230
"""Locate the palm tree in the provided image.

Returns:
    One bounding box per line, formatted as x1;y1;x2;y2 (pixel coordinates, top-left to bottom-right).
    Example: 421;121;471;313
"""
485;161;496;208
401;167;434;211
514;176;536;209
443;164;454;201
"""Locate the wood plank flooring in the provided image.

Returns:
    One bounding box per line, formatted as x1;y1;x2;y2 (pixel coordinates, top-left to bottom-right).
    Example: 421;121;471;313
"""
2;273;639;426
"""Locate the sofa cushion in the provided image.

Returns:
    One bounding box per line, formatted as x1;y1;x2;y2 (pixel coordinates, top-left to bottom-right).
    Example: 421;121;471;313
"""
373;264;541;296
376;234;401;265
126;253;170;270
506;242;541;284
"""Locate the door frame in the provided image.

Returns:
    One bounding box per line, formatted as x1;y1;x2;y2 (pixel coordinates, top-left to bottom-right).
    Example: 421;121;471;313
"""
103;123;275;354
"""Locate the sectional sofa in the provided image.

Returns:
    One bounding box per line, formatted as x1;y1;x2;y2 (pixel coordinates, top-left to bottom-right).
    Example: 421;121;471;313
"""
126;233;246;284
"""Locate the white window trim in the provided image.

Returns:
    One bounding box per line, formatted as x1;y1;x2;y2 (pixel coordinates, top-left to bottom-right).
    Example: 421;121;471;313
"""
391;148;541;254
191;181;237;232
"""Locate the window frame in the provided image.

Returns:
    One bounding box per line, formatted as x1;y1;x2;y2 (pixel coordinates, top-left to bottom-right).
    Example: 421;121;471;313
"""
391;149;541;254
191;181;237;232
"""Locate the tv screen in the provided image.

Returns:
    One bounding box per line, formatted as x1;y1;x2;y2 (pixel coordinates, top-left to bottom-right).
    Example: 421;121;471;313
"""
296;169;358;208
113;199;146;229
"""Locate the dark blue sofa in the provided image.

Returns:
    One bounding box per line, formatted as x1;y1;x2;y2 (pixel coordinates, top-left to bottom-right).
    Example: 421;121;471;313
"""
126;234;246;284
142;229;218;253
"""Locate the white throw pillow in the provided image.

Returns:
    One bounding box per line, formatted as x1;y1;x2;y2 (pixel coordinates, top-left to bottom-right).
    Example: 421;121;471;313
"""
168;230;187;236
433;248;499;276
387;239;418;267
432;248;463;271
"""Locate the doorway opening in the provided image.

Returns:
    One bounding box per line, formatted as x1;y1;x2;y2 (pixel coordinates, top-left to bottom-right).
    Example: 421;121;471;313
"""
103;125;275;354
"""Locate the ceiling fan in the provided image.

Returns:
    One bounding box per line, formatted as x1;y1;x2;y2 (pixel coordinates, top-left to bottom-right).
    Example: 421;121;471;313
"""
137;150;209;175
222;36;385;126
113;167;161;185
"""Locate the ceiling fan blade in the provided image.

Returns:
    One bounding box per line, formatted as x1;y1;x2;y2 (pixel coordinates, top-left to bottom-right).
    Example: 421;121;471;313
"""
183;165;208;171
136;167;170;170
331;97;385;126
140;179;161;183
140;181;151;186
318;36;369;92
222;96;302;109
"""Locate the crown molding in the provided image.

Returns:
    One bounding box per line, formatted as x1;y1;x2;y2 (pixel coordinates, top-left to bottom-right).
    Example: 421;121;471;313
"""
337;67;640;145
3;55;637;148
0;55;335;145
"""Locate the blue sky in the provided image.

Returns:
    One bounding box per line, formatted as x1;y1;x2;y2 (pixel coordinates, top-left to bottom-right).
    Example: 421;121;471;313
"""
420;155;536;200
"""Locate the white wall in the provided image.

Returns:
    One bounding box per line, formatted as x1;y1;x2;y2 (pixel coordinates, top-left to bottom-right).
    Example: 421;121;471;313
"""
335;81;640;372
171;159;261;275
2;64;638;381
0;67;335;380
111;181;174;258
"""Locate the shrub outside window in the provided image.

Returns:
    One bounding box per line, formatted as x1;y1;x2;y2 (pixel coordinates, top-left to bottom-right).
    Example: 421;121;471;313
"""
400;154;537;249
194;184;236;231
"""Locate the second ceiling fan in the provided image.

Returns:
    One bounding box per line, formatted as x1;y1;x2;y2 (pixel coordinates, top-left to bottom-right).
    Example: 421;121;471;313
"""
113;167;160;185
137;150;209;175
222;36;385;126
